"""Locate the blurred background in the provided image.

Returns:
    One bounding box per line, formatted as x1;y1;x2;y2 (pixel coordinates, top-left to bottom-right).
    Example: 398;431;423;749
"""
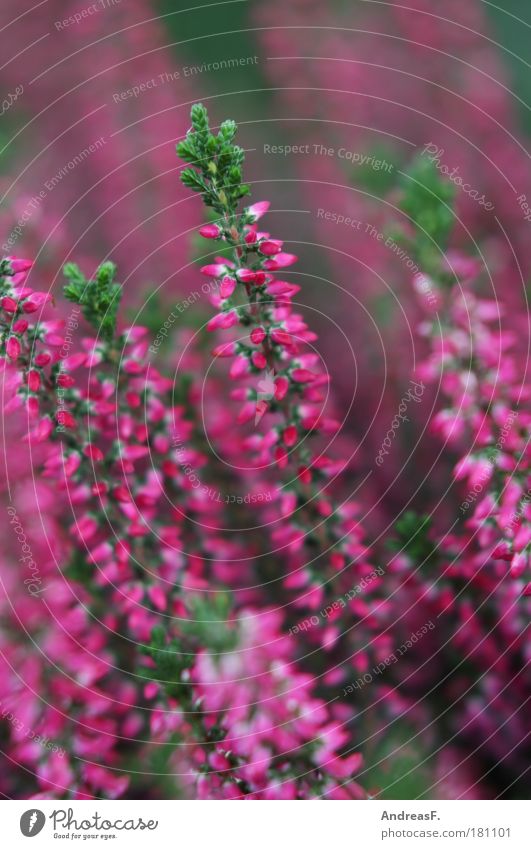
2;0;530;535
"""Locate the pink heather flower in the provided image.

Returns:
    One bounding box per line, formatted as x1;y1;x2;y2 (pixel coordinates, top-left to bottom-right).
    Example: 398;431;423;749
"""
251;351;267;369
263;252;298;270
6;257;33;274
212;341;237;357
510;552;528;578
274;376;289;400
259;239;283;256
266;279;300;297
291;367;317;384
206;310;239;331
12;318;29;334
27;369;41;392
1;296;18;313
250;326;266;344
1;0;204;297
200;263;229;278
6;336;21;360
83;444;104;462
4;72;529;800
199;223;222;239
56;410;76;429
246;201;270;222
229;355;249;379
492;542;513;561
219;276;237;299
236;268;258;283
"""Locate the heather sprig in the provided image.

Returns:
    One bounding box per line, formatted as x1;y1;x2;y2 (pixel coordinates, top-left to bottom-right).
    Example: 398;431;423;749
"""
393;159;531;600
177;105;390;686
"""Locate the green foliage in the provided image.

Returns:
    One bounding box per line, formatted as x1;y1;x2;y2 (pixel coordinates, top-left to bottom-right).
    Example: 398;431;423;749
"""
142;626;194;703
63;261;122;342
390;511;438;570
141;593;237;708
63;547;94;585
180;593;238;654
363;721;434;799
400;156;455;247
0;258;15;278
394;156;456;280
177;103;250;216
354;146;400;198
131;293;172;344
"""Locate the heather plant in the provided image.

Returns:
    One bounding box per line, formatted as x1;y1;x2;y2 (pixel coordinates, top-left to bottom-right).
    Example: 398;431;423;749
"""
0;119;369;794
382;160;530;788
0;103;528;801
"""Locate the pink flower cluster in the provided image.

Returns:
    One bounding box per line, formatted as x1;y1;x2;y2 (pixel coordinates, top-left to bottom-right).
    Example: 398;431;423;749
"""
0;253;366;799
147;609;364;799
414;255;531;594
195;195;390;667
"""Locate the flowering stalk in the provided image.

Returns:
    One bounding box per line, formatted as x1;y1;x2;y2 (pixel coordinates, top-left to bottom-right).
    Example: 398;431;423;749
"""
395;158;531;597
177;106;386;663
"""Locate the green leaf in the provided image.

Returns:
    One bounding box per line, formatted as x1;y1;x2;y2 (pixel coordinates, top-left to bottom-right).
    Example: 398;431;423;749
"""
218;119;237;143
181;168;209;194
176;139;198;164
190;102;211;152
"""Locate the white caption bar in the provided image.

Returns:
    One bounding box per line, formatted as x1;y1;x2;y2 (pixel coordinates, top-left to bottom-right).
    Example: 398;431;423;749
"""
1;799;527;848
